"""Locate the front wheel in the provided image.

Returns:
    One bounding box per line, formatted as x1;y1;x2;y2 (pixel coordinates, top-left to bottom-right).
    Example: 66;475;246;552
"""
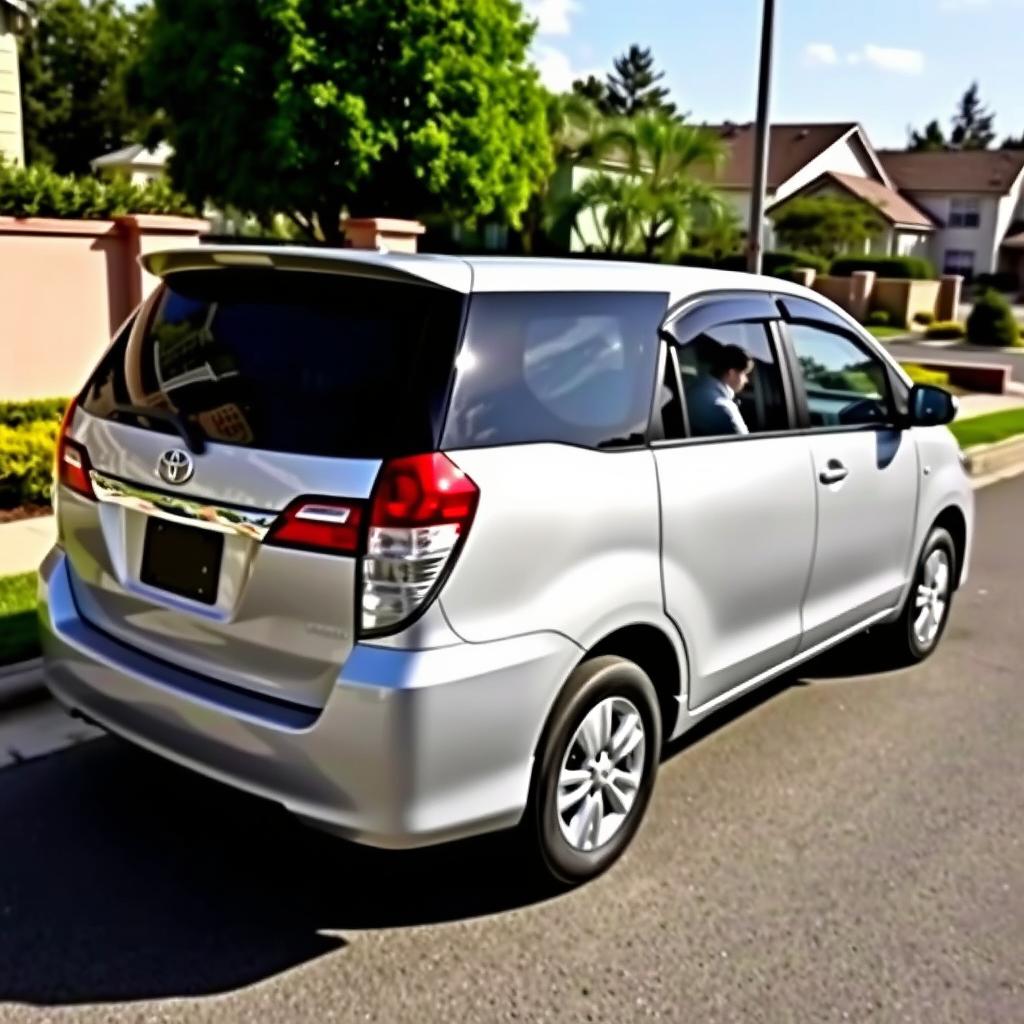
524;656;662;887
875;526;957;667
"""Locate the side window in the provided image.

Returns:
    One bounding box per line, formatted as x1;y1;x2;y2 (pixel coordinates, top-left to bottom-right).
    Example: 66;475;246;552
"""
442;291;667;449
674;320;789;438
788;323;891;428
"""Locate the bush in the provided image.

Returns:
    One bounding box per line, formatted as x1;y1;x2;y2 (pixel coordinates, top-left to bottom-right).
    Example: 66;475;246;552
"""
974;271;1019;294
966;289;1022;347
675;250;717;269
901;363;950;388
913;310;935;326
0;397;68;428
830;255;936;280
0;159;197;220
925;320;966;340
0;419;59;508
866;309;892;327
715;250;830;276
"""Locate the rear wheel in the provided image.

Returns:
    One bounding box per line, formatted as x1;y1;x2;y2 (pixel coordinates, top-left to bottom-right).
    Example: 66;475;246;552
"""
875;526;957;667
525;656;662;887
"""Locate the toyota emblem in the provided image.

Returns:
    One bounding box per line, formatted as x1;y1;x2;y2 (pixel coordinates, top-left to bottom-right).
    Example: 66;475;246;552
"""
157;448;195;486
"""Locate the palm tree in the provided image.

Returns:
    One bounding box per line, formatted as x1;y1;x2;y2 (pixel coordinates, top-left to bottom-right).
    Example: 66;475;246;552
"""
551;111;727;260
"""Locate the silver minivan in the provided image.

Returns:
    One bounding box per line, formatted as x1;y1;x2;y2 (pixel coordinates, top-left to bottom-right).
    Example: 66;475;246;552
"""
39;248;973;884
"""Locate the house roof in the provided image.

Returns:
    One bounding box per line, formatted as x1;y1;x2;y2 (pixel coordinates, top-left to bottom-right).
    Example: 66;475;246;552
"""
810;171;939;229
1;1;32;14
1004;230;1024;250
90;142;172;171
878;149;1024;194
701;122;860;189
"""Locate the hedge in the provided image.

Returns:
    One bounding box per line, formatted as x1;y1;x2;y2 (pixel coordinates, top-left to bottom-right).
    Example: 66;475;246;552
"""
901;363;950;388
925;320;965;340
966;289;1021;347
0;160;196;220
0;419;59;508
676;249;829;276
0;397;68;428
830;256;936;280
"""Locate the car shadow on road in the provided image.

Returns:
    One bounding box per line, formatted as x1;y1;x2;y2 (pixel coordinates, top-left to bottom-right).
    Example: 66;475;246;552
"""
0;633;901;1007
0;735;566;1006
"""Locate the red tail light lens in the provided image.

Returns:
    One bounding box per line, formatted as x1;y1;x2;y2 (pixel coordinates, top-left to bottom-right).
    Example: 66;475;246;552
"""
266;499;363;554
57;399;96;500
362;453;479;635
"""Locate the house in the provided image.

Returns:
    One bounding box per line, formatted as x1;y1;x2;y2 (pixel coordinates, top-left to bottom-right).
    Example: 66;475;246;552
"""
0;0;30;166
704;122;938;258
90;141;173;185
877;148;1024;283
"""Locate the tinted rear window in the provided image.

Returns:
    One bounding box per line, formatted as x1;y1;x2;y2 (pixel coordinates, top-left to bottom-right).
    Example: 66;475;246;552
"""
80;269;464;458
442;291;667;450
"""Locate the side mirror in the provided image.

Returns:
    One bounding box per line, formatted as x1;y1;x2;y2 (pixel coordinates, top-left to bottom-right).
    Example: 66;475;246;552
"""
908;384;958;427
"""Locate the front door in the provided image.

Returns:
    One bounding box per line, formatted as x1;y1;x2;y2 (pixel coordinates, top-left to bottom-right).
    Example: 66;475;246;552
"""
783;320;919;651
655;298;817;710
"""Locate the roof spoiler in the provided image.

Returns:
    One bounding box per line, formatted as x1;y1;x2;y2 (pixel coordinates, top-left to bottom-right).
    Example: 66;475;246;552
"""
140;246;472;293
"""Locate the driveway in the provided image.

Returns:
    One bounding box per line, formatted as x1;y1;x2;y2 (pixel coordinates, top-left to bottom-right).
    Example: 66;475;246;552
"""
0;477;1022;1021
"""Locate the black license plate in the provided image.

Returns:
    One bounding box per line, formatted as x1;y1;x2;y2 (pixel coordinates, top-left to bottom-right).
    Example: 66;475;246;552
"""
140;518;224;605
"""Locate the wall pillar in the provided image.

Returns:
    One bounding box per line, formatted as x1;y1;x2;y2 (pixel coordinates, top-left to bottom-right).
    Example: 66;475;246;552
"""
850;270;876;323
789;267;817;288
936;274;963;322
343;217;426;253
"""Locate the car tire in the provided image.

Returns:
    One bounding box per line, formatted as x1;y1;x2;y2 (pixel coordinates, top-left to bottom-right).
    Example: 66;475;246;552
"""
523;655;662;887
875;526;957;668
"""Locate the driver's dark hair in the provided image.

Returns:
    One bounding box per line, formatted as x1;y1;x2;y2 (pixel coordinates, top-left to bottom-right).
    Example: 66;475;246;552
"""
711;343;754;378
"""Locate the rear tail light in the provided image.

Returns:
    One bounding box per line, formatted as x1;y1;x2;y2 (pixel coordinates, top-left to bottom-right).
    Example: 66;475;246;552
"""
361;453;479;635
265;453;478;637
265;499;362;554
56;399;95;500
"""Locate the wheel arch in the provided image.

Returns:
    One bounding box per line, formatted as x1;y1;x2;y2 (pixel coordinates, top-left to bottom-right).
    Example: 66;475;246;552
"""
932;504;968;589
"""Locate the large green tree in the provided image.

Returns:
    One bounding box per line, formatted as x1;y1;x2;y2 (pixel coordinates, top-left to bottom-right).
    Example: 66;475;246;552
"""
19;0;151;173
770;195;885;260
907;82;997;152
138;0;552;244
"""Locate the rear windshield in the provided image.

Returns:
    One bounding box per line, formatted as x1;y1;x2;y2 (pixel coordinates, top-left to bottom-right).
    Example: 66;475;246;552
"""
80;269;465;458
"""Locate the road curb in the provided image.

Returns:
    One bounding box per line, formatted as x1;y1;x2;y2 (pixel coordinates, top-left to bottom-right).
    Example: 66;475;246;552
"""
0;658;46;711
964;434;1024;481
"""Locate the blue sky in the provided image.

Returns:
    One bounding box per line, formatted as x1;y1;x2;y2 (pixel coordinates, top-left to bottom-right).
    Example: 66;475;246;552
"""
525;0;1023;148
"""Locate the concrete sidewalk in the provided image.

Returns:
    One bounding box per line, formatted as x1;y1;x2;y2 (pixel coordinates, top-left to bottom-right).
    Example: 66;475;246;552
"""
0;515;56;577
956;392;1024;419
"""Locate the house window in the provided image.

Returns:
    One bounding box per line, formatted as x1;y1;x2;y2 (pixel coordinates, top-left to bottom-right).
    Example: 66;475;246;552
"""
943;249;975;279
949;197;981;229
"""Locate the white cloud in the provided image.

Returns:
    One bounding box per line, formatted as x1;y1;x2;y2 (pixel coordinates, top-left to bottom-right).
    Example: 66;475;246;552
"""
532;45;601;93
803;42;839;66
524;0;580;36
860;43;925;74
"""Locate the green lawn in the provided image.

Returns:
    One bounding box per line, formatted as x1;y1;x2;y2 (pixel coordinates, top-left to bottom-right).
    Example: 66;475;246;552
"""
0;572;39;667
867;325;910;339
950;408;1024;449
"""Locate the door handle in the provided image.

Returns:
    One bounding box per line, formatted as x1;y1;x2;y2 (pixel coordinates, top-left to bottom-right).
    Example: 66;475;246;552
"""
819;459;849;485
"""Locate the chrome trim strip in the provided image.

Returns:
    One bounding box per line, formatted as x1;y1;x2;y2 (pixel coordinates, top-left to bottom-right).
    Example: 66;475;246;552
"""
89;470;278;540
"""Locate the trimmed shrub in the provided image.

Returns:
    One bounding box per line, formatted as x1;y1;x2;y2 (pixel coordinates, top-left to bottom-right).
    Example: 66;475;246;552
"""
0;397;68;428
0;160;196;220
925;320;966;340
913;310;935;326
675;250;717;269
974;271;1020;294
0;419;59;508
966;289;1022;347
830;255;936;280
716;250;829;277
866;309;892;327
901;363;951;388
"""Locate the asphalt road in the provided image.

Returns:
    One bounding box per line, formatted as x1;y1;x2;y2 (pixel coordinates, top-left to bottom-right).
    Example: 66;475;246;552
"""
2;478;1023;1024
889;339;1024;384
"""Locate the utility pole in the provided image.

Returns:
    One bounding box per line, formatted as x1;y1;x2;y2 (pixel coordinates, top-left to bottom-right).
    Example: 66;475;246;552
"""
746;0;776;274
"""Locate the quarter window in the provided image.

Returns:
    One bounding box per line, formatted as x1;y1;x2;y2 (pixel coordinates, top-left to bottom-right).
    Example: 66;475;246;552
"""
788;323;891;428
673;320;789;438
442;291;667;450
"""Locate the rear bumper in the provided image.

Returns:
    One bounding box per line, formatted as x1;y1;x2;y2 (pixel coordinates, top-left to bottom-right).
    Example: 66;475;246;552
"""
38;549;581;849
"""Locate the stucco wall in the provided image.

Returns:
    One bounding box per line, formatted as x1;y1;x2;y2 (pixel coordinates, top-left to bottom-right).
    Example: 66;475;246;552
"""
0;216;209;400
872;279;940;328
